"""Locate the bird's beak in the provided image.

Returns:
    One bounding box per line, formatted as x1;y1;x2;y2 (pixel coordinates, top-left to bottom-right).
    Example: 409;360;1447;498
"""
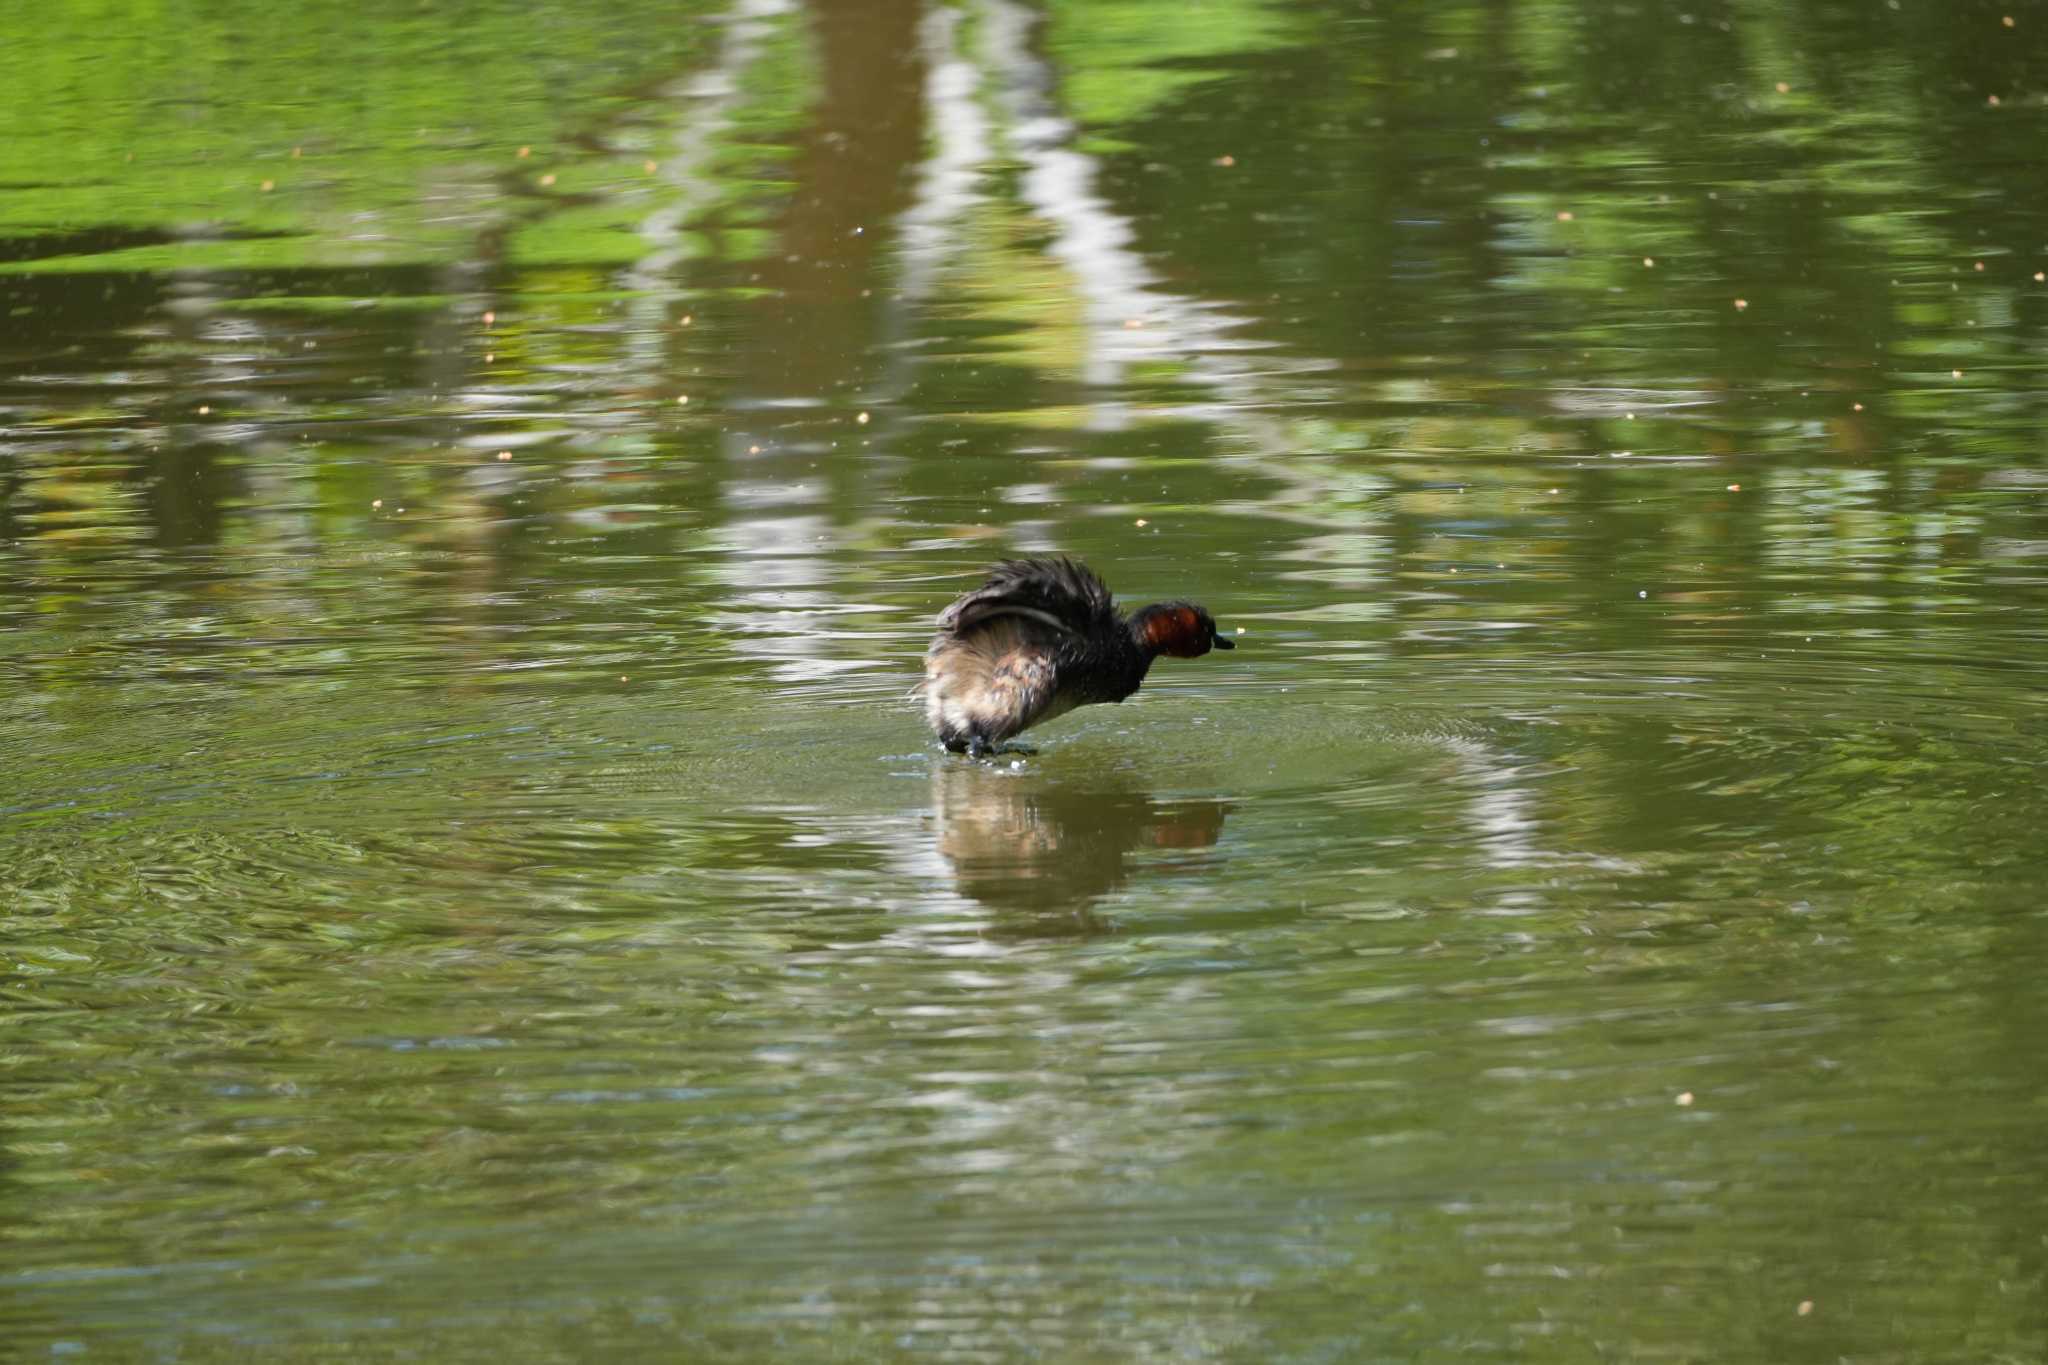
1211;631;1236;650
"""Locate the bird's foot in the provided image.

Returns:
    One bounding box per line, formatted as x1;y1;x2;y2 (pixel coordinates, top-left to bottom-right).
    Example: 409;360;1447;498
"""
950;736;1037;760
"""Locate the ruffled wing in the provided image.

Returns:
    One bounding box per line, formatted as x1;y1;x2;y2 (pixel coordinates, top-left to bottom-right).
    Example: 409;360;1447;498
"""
935;558;1117;638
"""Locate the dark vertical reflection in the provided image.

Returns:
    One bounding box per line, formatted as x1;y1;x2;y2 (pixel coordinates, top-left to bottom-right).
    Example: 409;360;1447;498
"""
740;0;927;403
695;0;929;684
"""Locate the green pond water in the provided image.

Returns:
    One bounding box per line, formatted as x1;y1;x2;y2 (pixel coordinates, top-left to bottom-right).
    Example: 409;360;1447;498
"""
4;0;2047;1359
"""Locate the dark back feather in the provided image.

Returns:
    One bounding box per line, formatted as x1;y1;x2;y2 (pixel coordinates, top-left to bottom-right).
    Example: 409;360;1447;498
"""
936;558;1120;638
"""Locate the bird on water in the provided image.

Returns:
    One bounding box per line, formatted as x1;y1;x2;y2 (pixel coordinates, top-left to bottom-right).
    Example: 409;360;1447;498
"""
922;558;1235;755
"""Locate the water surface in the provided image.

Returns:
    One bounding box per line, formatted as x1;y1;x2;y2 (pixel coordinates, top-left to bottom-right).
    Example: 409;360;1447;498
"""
4;0;2047;1359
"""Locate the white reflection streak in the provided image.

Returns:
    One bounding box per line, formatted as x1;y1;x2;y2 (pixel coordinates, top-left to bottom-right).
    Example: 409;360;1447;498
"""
1444;738;1545;871
1445;737;1637;877
908;7;1629;889
620;0;797;371
624;0;843;683
976;0;1317;438
965;0;1403;554
974;9;1564;873
962;2;1385;544
897;5;995;308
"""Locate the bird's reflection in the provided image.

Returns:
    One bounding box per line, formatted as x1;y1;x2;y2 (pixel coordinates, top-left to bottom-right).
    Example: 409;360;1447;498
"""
931;762;1230;920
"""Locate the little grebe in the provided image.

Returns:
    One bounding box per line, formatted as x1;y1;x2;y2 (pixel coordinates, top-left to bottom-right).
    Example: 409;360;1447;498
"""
922;558;1234;755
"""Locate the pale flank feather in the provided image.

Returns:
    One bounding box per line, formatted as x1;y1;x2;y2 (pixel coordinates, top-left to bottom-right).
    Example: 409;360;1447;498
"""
923;617;1074;746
